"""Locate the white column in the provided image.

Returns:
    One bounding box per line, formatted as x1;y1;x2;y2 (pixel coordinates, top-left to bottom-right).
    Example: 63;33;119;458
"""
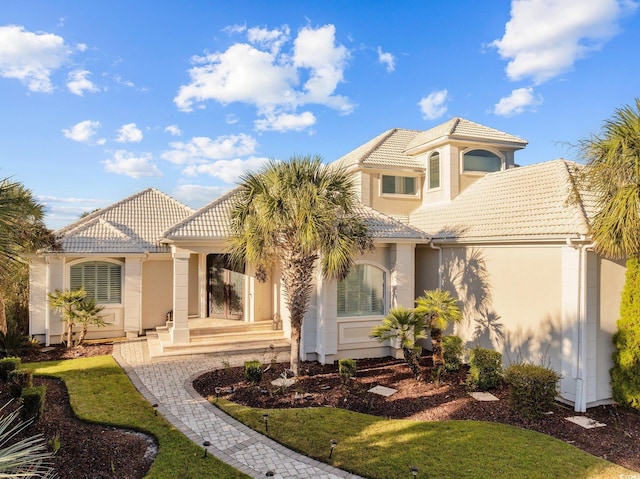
124;257;142;338
171;248;191;344
198;254;207;318
560;245;580;407
390;243;416;309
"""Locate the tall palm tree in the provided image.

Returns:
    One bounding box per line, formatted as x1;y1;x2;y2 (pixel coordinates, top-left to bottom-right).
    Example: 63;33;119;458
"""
370;307;426;380
228;155;372;376
0;179;55;334
414;289;462;368
577;98;640;410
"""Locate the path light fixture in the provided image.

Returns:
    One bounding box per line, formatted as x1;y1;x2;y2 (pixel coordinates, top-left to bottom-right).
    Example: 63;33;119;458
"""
214;387;222;402
152;403;158;416
410;465;419;477
329;439;337;458
202;441;211;458
262;413;269;433
266;472;275;477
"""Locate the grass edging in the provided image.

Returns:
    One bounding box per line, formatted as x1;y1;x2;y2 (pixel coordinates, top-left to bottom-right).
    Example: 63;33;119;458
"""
28;355;249;479
215;398;633;479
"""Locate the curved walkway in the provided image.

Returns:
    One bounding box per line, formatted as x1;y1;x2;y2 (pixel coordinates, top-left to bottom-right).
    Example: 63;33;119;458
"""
113;339;364;479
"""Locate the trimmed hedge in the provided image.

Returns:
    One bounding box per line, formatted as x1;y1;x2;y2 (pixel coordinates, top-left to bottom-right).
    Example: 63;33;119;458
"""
443;335;463;372
244;361;263;383
504;363;560;419
467;347;503;391
0;356;21;382
21;385;47;421
338;359;357;383
8;368;33;398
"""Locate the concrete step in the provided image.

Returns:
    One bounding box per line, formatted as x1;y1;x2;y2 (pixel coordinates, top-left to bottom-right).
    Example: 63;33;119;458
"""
189;320;276;337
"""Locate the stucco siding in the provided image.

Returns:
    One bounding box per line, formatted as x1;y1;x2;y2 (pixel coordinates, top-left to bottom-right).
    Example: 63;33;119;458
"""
141;259;173;330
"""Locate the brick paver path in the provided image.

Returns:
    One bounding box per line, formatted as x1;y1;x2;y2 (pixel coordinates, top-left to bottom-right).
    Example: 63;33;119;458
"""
113;339;364;479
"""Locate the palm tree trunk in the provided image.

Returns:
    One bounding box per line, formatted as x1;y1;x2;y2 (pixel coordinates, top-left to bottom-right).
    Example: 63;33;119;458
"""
0;292;7;335
431;328;444;367
290;322;301;376
402;346;423;380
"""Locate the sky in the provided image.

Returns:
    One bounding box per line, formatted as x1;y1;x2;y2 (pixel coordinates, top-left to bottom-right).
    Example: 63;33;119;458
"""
1;0;639;230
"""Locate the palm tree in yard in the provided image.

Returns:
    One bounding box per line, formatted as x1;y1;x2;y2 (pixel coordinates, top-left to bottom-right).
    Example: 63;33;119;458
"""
370;307;426;380
228;155;372;376
414;289;462;368
577;98;640;410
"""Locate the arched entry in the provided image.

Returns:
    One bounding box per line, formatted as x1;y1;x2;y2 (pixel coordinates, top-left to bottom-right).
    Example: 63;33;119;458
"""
207;254;244;320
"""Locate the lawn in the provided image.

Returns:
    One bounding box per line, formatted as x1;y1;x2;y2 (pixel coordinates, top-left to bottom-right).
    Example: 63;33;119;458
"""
28;355;249;479
217;399;633;479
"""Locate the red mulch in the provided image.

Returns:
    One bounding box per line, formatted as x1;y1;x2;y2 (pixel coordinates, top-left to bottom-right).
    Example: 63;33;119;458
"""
193;356;640;473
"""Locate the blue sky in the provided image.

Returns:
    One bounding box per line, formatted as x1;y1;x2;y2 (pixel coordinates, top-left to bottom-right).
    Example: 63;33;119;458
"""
1;0;639;229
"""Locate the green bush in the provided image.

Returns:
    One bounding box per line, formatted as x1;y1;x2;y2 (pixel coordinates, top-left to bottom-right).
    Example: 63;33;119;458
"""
0;327;28;357
0;357;21;382
338;359;357;383
244;360;263;383
20;385;46;421
504;363;560;419
467;347;503;391
611;257;640;411
8;368;33;398
443;335;463;371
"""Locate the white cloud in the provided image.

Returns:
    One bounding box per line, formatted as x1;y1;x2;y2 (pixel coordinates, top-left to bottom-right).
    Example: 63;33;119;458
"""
183;156;270;183
115;123;143;143
377;46;395;72
67;69;99;96
494;87;542;116
0;25;71;92
37;194;111;229
164;124;182;136
174;24;353;129
254;111;316;132
172;184;231;207
62;120;101;142
103;150;162;178
418;89;449;120
162;134;258;165
492;0;638;84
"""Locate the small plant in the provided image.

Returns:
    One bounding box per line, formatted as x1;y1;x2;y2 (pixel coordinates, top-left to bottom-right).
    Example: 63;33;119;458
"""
504;362;560;419
442;335;464;372
0;357;21;382
48;434;61;453
244;360;263;383
338;359;357;383
20;385;47;421
467;347;503;391
8;368;33;398
0;327;28;357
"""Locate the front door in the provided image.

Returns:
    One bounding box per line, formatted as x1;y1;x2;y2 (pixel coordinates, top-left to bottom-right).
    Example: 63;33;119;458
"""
207;254;244;319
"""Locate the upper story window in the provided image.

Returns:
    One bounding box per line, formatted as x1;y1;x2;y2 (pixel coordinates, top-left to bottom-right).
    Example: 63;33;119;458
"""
381;175;417;195
337;264;386;318
70;261;122;304
428;152;440;189
463;149;502;173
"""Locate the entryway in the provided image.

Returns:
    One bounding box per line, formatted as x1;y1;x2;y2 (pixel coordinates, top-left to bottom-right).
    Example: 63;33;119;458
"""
207;254;244;320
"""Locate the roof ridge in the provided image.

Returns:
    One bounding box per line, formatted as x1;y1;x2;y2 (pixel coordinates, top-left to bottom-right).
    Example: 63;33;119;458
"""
358;128;400;165
358;203;430;238
448;117;461;134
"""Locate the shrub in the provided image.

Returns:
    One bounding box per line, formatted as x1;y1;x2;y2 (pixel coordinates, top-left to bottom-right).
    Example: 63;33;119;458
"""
467;347;503;391
0;327;28;357
0;357;21;382
244;360;263;383
338;359;357;383
8;368;33;398
611;257;640;411
504;363;560;419
443;335;463;372
20;385;46;421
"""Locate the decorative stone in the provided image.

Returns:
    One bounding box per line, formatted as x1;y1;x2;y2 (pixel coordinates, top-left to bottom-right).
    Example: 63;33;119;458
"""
271;377;295;388
565;416;606;429
368;385;398;397
470;392;499;401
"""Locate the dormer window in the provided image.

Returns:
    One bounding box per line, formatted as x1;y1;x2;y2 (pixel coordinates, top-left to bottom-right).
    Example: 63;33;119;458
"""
428;152;440;189
381;175;417;195
463;149;502;173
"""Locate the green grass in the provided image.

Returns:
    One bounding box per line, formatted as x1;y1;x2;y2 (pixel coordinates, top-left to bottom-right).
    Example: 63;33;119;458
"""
217;400;634;479
28;356;249;479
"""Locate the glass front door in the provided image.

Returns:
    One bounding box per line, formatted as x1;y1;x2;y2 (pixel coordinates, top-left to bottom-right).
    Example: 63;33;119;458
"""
207;254;244;319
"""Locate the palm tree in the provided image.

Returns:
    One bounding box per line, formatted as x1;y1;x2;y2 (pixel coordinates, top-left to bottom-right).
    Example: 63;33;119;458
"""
75;297;106;345
370;307;426;379
47;289;86;347
414;289;462;368
577;98;640;410
228;155;372;376
0;179;55;334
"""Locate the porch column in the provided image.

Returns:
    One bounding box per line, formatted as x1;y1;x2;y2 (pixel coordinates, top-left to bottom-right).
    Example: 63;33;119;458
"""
124;257;142;339
390;243;416;309
171;248;191;344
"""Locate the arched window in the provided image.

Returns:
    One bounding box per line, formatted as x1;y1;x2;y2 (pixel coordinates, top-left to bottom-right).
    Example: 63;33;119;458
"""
429;152;440;189
70;261;122;304
337;264;386;317
463;149;502;173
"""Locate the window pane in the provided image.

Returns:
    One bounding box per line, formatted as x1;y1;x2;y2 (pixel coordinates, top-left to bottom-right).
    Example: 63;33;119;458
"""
403;177;416;195
381;175;396;194
429;152;440;189
381;175;416;195
337;264;385;317
463;149;501;172
69;261;121;304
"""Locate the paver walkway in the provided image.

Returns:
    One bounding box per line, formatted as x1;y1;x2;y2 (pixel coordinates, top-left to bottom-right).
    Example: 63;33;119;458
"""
113;339;364;479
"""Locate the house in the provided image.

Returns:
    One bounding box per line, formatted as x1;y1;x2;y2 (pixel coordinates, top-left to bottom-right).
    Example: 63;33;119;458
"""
29;117;626;412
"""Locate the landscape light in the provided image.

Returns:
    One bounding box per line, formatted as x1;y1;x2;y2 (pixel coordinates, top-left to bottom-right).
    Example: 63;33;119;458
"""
202;441;211;458
262;413;269;433
410;465;419;477
329;439;338;458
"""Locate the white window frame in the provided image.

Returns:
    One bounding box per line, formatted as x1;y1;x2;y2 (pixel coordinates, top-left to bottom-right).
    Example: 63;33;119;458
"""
460;147;505;175
67;258;124;306
428;151;441;191
337;261;388;319
379;174;420;197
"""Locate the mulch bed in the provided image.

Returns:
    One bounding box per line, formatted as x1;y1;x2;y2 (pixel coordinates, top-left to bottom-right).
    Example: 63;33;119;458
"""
1;343;155;479
193;356;640;473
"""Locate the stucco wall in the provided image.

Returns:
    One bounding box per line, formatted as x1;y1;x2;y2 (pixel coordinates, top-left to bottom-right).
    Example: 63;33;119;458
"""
141;259;173;330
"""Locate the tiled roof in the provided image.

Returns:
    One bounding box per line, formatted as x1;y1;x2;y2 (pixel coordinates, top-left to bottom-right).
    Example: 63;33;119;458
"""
51;188;194;253
165;188;428;242
333;128;424;170
406;117;528;151
409;159;592;241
